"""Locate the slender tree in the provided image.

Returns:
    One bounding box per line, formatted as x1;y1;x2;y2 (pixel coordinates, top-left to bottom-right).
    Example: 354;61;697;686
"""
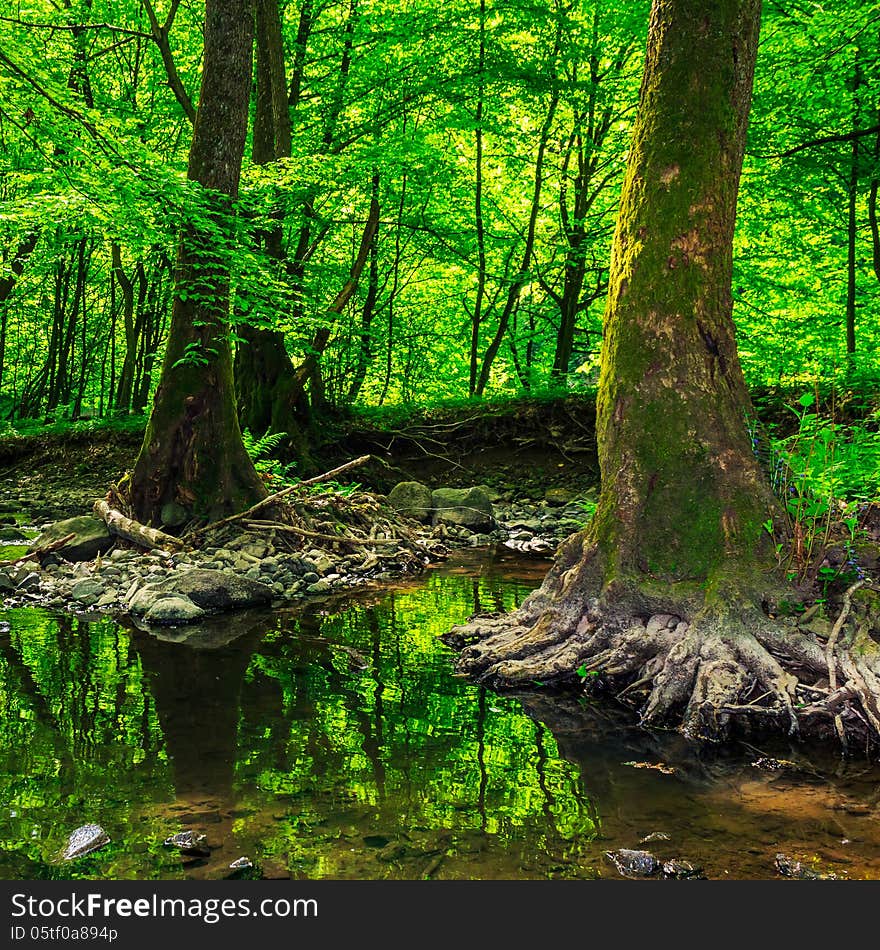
446;0;880;743
129;0;266;525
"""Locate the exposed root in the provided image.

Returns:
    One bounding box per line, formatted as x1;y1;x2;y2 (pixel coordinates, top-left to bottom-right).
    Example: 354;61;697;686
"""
442;552;880;749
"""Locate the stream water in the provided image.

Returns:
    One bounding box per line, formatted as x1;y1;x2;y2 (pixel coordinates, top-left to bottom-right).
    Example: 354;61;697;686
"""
1;548;879;881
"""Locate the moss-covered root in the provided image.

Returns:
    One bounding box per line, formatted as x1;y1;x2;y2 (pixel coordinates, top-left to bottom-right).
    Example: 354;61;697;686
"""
444;588;880;746
640;605;800;740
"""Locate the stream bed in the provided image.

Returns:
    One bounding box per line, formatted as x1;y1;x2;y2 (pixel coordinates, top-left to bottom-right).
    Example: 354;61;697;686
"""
1;548;879;880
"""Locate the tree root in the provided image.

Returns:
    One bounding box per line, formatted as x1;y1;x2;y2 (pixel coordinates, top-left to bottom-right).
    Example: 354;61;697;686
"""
443;560;880;749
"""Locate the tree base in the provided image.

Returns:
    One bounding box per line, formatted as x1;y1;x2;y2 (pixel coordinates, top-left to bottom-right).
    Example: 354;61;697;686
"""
443;534;880;749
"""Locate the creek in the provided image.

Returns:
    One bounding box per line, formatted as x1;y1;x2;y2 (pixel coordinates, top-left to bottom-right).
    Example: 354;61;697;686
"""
1;548;879;880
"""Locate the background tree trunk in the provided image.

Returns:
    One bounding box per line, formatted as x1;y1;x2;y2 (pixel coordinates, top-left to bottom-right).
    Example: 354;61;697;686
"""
130;0;266;526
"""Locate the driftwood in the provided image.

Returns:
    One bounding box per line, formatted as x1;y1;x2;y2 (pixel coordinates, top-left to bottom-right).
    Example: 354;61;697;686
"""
94;499;184;551
245;520;403;546
185;454;373;540
5;533;75;566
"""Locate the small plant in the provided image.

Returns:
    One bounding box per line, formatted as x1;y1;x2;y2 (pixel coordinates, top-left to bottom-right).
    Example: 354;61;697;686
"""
761;387;877;586
241;429;296;486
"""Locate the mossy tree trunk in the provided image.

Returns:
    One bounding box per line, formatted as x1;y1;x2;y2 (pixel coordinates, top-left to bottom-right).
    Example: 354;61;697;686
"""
592;0;770;584
130;0;267;525
233;0;313;458
446;0;880;747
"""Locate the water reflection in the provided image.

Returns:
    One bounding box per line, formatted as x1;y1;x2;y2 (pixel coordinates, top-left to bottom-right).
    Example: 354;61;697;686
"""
0;550;878;881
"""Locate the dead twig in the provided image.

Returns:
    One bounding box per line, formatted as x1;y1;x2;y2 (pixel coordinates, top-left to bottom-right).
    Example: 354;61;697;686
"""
185;455;372;541
5;532;74;565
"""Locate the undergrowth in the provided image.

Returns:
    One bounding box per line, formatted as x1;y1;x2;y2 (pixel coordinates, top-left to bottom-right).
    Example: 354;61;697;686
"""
757;386;880;595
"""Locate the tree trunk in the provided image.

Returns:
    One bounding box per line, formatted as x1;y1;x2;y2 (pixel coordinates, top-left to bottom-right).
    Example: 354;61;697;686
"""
130;0;266;525
845;53;861;358
444;0;880;747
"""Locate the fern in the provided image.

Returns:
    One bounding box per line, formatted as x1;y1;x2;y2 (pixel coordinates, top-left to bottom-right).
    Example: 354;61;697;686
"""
242;428;288;462
242;429;296;485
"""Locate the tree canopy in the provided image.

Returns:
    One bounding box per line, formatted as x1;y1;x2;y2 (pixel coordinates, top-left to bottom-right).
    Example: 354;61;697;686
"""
0;0;877;427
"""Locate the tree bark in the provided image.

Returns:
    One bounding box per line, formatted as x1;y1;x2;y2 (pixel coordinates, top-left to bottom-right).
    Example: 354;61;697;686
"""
130;0;266;525
442;0;879;746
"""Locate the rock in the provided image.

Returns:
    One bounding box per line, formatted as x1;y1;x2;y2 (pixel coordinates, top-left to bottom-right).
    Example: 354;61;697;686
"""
774;853;837;880
388;481;434;522
545;487;576;506
228;856;253;870
504;518;543;532
62;824;110;861
31;516;113;562
160;502;189;529
130;569;273;616
662;859;706;879
163;831;210;857
0;527;25;541
307;579;332;594
312;554;334;575
144;596;206;624
431;487;494;530
604;849;661;878
71;578;104;605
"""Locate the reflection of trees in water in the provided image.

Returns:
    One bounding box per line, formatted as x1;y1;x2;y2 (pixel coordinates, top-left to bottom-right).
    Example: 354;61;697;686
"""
235;588;601;875
0;568;607;878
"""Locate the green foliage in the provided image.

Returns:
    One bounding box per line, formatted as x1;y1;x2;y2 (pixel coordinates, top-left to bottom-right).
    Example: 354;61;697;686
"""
0;0;879;432
763;389;878;583
241;428;296;486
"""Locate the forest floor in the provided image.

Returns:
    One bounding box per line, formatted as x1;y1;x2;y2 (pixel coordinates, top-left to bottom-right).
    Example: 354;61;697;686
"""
0;398;599;637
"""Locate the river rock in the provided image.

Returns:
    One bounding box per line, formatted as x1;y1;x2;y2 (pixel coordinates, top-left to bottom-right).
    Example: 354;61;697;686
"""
164;831;210;856
32;515;113;562
431;487;494;530
774;853;837;880
388;481;433;522
604;849;661;878
62;824;110;861
144;595;206;624
544;487;576;506
71;578;104;605
129;568;273;617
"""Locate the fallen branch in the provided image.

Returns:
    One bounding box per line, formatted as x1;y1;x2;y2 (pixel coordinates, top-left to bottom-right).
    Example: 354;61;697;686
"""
186;455;372;541
5;533;75;565
94;499;184;551
246;521;398;547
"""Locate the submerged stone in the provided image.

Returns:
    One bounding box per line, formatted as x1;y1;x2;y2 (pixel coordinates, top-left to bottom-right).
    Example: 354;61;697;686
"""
62;824;110;861
164;831;210;856
604;849;661;878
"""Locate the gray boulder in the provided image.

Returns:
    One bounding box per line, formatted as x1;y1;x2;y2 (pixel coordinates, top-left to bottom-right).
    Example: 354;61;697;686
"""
71;578;104;606
144;595;206;624
129;568;273;618
31;515;113;562
387;481;433;522
431;487;494;530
